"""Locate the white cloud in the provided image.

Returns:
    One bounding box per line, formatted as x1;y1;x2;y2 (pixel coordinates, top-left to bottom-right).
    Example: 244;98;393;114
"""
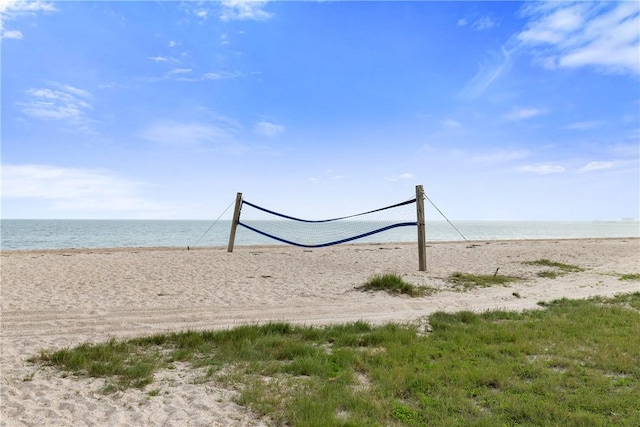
17;83;95;132
578;161;614;173
309;169;346;182
168;40;178;48
562;120;605;130
0;0;56;39
473;16;497;31
472;149;529;164
386;173;414;182
459;47;513;100
520;164;565;174
138;121;235;148
202;71;241;80
2;29;22;39
457;18;468;27
1;164;167;215
219;0;273;22
254;121;284;137
503;107;545;121
171;71;245;83
148;56;171;62
517;2;640;75
443;119;462;129
0;0;56;23
169;68;192;75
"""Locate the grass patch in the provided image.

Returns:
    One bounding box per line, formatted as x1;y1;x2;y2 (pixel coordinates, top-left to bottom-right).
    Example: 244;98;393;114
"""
447;272;519;291
357;273;430;297
524;259;584;278
31;293;640;426
620;273;640;281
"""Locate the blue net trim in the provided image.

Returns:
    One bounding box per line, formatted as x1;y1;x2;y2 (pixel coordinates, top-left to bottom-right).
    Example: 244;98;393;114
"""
241;198;416;223
237;221;417;248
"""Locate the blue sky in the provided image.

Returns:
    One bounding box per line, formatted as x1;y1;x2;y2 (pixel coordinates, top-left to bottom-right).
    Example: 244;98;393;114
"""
2;0;639;221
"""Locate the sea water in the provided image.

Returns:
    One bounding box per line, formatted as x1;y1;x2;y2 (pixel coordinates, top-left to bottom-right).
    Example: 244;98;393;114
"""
1;219;638;251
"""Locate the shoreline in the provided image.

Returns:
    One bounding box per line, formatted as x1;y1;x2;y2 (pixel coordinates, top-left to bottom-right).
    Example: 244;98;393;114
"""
2;238;639;426
2;235;638;254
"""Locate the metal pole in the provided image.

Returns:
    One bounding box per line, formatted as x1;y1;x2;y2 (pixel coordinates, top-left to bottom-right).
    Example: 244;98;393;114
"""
416;185;427;271
227;192;243;252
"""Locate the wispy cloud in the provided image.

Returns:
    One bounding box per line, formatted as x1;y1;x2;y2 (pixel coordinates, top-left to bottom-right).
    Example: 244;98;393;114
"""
503;107;545;121
0;0;56;38
2;29;22;39
460;2;639;101
169;68;192;75
158;71;248;83
202;71;243;80
138;121;236;148
517;1;640;75
17;83;95;132
1;164;169;216
578;161;614;173
473;16;497;31
254;121;285;137
457;15;497;31
459;47;513;100
219;0;273;22
309;169;346;182
0;0;57;23
148;56;180;63
472;149;529;164
386;173;414;182
562;120;605;130
443;119;462;129
520;164;565;174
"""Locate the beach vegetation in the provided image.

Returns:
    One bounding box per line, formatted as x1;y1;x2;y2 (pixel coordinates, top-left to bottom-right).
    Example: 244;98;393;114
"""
447;272;518;290
537;270;559;279
524;259;584;278
32;293;640;426
619;273;640;281
357;273;432;297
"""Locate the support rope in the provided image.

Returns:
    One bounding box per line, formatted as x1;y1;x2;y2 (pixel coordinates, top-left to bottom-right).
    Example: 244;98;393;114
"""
189;199;235;249
423;193;468;241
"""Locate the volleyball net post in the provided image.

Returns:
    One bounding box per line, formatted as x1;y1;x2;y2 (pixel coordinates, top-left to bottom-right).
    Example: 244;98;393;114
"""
227;192;243;252
416;185;427;272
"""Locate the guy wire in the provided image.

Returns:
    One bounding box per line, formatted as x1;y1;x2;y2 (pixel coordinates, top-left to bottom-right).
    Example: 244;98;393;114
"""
190;199;236;249
423;193;468;242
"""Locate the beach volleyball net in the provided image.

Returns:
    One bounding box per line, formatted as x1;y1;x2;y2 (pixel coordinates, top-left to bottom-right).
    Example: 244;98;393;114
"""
230;196;418;248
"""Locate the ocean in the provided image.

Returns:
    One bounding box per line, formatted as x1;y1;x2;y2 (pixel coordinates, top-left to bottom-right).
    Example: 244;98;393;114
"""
1;219;638;251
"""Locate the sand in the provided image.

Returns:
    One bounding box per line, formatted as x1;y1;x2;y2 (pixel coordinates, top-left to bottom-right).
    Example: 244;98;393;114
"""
1;238;639;426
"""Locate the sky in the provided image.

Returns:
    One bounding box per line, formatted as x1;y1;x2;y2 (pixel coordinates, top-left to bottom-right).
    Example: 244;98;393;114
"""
1;0;639;221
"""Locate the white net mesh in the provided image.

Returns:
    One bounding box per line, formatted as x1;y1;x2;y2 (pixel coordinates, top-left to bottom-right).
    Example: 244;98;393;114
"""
237;198;417;247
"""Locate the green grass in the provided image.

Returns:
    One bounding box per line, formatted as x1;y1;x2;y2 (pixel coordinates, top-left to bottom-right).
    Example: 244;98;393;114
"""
620;273;640;281
447;272;519;291
524;259;584;278
32;293;640;426
357;273;431;297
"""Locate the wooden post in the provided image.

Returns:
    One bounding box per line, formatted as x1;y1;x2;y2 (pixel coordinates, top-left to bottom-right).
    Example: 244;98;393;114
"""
227;192;243;252
416;185;427;271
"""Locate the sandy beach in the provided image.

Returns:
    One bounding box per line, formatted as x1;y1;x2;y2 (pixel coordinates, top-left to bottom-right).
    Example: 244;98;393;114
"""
1;238;639;426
